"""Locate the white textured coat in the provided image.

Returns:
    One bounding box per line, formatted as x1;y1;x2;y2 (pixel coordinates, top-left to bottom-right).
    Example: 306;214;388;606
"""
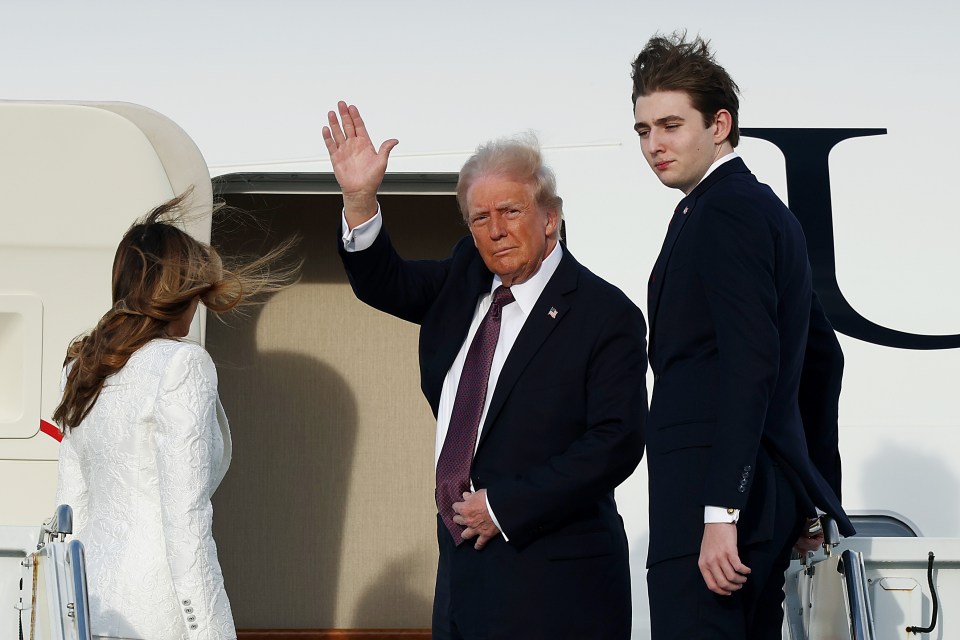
55;339;236;640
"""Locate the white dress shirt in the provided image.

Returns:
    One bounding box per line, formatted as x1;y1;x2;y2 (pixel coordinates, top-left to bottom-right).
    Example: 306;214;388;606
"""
342;210;563;537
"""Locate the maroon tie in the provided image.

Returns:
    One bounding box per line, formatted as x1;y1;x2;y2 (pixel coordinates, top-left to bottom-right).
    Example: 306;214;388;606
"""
436;285;515;544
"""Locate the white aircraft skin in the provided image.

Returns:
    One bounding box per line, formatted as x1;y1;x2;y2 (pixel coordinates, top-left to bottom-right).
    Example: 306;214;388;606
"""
3;1;960;637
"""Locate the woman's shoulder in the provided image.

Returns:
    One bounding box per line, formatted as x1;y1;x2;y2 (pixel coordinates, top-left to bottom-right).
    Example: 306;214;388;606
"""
134;338;210;361
113;339;216;388
142;339;217;391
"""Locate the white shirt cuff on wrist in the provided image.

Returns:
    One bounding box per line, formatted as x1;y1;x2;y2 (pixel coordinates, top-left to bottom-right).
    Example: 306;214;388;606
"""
341;206;382;251
704;505;740;523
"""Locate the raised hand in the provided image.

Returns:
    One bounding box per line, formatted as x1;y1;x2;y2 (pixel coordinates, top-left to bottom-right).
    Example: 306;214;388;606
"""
322;101;398;227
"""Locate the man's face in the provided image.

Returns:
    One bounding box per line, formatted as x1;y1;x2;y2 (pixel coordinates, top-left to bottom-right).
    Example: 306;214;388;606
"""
634;90;721;195
465;175;559;287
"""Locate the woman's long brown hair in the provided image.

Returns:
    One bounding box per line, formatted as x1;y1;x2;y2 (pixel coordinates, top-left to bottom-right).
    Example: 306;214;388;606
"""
52;191;299;430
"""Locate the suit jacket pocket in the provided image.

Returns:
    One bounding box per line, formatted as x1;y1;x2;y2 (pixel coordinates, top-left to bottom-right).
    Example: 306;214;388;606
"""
543;531;616;561
648;419;715;454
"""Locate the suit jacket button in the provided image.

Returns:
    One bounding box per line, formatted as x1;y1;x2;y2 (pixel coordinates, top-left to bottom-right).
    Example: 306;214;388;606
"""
744;465;752;472
738;487;746;493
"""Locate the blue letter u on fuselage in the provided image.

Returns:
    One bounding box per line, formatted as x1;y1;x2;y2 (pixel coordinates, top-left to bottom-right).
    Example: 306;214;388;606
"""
742;127;960;350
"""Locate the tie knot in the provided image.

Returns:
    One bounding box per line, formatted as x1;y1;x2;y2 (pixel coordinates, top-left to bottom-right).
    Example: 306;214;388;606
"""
490;286;515;313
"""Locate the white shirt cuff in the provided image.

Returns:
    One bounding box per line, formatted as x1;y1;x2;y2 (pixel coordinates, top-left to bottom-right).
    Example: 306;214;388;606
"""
486;493;509;542
704;505;740;523
340;206;382;252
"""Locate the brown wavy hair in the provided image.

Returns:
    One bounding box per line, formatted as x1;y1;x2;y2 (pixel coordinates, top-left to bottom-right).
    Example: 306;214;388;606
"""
53;190;300;430
631;31;742;147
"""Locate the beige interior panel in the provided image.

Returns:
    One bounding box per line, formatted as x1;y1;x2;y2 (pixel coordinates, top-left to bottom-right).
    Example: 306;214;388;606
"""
208;193;467;628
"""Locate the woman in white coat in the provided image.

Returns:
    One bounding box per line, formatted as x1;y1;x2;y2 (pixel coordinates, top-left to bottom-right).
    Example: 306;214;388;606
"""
53;193;297;640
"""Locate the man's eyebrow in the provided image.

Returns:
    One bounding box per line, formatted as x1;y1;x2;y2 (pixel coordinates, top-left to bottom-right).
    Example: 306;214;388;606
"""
655;115;685;125
469;200;523;215
634;115;685;132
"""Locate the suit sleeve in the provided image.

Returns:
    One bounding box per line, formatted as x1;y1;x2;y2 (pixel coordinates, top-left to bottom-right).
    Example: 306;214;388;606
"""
338;220;458;324
484;302;648;547
799;293;844;498
154;346;237;639
694;199;780;509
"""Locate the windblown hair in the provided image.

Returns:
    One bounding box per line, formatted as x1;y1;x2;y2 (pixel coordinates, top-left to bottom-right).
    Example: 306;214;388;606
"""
456;134;564;237
53;191;300;430
631;31;741;147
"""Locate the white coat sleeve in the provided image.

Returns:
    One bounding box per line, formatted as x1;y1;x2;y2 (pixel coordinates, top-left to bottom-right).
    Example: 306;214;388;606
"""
154;346;237;640
54;430;89;536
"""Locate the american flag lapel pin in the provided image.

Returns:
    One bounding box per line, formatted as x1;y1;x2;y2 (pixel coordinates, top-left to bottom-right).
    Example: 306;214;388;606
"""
683;206;689;214
548;307;558;319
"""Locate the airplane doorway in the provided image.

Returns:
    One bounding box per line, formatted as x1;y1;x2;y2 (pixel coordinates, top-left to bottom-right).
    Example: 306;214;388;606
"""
208;174;462;634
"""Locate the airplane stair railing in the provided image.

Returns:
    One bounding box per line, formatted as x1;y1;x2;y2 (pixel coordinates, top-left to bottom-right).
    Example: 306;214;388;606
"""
839;548;876;640
37;505;73;547
19;504;92;640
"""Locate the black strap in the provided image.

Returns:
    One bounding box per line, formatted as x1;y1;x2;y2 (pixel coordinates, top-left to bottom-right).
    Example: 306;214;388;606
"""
19;576;24;640
906;552;939;634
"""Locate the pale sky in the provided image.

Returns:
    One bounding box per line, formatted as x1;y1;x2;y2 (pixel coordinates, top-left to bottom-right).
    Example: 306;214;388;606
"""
7;0;955;170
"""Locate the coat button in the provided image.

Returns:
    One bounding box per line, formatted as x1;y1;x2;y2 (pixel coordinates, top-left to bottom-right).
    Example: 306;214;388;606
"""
182;599;191;606
184;607;194;614
738;487;746;493
187;615;196;622
190;624;199;630
744;465;752;472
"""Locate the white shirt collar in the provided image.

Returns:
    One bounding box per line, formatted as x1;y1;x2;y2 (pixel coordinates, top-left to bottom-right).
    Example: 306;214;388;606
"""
697;149;739;187
491;241;563;315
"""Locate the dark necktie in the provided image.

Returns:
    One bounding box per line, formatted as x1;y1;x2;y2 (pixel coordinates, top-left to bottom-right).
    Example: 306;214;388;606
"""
436;285;515;544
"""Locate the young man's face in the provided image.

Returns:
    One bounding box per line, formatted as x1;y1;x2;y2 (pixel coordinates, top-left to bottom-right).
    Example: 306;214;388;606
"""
634;90;725;195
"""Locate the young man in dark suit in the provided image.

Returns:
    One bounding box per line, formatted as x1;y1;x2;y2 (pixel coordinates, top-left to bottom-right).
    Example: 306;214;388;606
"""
631;34;855;638
323;102;647;640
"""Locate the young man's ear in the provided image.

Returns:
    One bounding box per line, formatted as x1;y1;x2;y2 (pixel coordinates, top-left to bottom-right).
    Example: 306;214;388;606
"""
713;109;733;144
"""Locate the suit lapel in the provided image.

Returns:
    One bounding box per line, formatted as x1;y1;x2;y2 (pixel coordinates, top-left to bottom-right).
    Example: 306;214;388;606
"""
475;247;578;452
647;200;693;344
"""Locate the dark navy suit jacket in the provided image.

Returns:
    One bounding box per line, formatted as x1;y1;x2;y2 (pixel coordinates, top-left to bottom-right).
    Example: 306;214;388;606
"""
339;226;647;639
645;157;854;567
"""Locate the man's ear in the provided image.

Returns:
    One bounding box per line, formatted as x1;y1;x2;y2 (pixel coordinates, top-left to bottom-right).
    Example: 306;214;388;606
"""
713;109;733;144
544;208;560;238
